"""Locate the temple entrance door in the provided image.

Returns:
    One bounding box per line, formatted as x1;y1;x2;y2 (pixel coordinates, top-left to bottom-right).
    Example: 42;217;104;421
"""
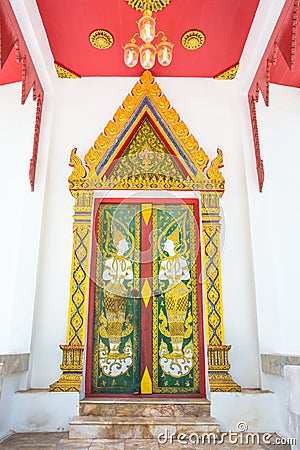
86;198;206;397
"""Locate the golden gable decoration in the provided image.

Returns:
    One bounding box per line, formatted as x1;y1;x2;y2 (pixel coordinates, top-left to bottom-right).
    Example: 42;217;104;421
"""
68;70;224;194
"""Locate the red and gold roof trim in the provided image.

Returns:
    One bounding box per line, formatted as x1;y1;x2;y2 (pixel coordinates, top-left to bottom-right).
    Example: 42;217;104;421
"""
55;63;81;79
214;63;239;80
0;0;44;191
248;0;300;192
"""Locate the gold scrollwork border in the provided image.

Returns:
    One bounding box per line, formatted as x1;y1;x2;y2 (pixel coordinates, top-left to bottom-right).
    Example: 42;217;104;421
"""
50;191;93;392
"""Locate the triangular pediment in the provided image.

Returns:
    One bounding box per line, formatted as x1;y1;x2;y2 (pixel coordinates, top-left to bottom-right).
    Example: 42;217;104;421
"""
68;71;225;194
103;115;190;183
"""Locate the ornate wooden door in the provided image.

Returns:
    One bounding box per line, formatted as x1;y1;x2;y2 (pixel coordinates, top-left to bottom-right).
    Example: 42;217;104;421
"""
86;198;206;396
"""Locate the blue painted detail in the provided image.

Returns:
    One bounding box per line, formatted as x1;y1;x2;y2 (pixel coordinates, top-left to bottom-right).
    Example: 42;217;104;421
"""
95;96;197;176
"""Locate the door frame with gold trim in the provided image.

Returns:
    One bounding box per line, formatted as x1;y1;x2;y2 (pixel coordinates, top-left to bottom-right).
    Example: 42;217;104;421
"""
85;195;206;397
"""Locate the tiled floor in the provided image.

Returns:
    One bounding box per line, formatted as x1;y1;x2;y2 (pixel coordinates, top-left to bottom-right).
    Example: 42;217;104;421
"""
0;432;293;450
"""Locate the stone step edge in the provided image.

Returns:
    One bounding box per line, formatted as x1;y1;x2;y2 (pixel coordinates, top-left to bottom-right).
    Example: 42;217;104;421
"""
80;398;211;405
70;416;219;426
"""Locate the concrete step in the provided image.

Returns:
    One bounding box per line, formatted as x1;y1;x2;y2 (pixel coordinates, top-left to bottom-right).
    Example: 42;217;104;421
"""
69;415;219;440
79;397;211;418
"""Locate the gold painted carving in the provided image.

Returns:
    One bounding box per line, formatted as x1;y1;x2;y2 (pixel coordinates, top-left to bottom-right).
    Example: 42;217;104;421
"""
71;71;217;185
207;148;225;187
202;200;224;346
50;345;84;392
66;228;91;344
141;366;153;394
208;345;241;392
67;71;224;193
111;118;185;180
142;203;152;226
181;30;205;50
69;148;87;182
54;63;80;79
89;30;114;49
125;0;171;12
98;290;134;378
214;64;240;80
69;173;222;193
52;70;239;393
152;205;200;392
142;279;151;308
50;191;93;392
202;197;240;392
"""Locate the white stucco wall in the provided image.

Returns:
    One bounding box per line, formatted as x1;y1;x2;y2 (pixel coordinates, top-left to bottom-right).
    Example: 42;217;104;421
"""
29;77;260;390
242;83;300;435
0;375;22;439
243;83;300;356
0;81;51;439
255;84;300;355
0;82;36;354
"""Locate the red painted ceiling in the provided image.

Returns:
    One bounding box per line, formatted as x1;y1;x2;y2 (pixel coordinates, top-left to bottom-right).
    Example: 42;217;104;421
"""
36;0;260;78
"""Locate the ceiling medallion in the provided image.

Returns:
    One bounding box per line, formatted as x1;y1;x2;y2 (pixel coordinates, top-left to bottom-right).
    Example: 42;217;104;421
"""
181;30;205;50
89;30;114;49
125;0;171;12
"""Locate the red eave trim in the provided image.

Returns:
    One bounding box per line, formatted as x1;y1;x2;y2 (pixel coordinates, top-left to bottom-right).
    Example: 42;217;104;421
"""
0;0;44;191
248;0;299;192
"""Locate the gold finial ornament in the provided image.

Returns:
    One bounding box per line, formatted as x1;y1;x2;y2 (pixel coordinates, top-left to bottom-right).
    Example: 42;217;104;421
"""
181;30;205;50
89;30;114;49
125;0;171;12
207;148;225;185
68;148;87;182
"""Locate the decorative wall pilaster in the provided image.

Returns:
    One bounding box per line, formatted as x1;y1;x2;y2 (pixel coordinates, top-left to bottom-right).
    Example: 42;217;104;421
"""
201;192;240;392
50;191;93;392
